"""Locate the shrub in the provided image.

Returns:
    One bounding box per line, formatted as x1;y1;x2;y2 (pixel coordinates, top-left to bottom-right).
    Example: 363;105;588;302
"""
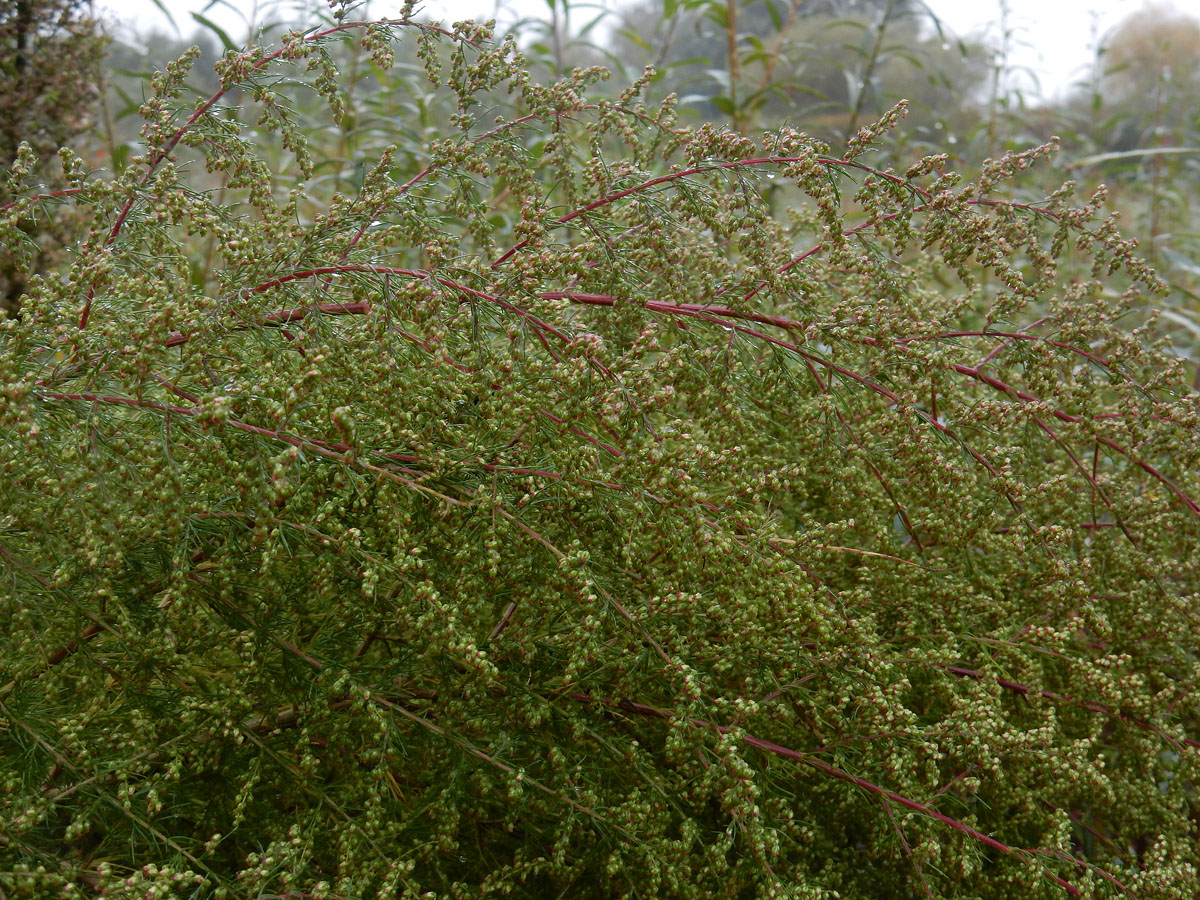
1;9;1198;899
0;0;106;316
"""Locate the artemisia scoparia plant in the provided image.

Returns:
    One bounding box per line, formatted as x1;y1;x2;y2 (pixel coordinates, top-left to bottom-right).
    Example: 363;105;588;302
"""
1;4;1197;898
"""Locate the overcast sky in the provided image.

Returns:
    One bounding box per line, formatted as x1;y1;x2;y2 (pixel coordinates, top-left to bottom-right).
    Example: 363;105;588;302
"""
97;0;1184;101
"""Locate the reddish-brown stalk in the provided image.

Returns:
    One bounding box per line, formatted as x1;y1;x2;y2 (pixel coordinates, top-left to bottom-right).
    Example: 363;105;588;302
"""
62;253;1185;549
0;186;84;213
488;155;920;270
337;104;673;263
74;18;478;331
936;663;1198;751
566;693;1113;897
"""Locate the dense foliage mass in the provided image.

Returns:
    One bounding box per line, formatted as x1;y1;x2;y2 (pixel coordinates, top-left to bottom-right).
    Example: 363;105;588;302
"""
0;0;106;316
1;6;1198;898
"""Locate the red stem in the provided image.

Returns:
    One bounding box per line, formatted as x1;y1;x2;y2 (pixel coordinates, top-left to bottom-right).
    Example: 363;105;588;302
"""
489;155;916;270
76;19;475;331
0;187;85;213
938;663;1198;751
567;693;1107;897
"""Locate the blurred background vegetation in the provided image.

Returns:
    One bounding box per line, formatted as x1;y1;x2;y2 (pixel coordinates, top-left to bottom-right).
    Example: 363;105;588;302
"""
5;0;1200;376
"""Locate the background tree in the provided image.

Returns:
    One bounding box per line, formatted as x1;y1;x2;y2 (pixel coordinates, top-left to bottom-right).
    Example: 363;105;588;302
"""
1088;3;1200;153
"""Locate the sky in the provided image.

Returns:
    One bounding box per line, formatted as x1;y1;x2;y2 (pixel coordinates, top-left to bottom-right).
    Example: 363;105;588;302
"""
96;0;1189;102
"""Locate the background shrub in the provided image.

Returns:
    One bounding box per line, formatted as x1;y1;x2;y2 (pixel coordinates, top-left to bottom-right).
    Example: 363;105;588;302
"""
0;0;105;316
1;6;1198;899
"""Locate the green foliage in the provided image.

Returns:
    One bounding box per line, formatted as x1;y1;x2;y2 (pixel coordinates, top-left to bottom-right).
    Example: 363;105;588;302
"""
0;0;105;165
611;0;982;140
2;9;1199;900
0;0;106;316
1049;4;1200;397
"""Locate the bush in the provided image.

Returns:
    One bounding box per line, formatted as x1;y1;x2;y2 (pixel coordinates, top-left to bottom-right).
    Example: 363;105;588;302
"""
0;0;106;316
1;10;1198;899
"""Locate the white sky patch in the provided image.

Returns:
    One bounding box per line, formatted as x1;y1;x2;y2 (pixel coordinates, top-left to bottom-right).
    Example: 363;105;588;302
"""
97;0;1188;102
